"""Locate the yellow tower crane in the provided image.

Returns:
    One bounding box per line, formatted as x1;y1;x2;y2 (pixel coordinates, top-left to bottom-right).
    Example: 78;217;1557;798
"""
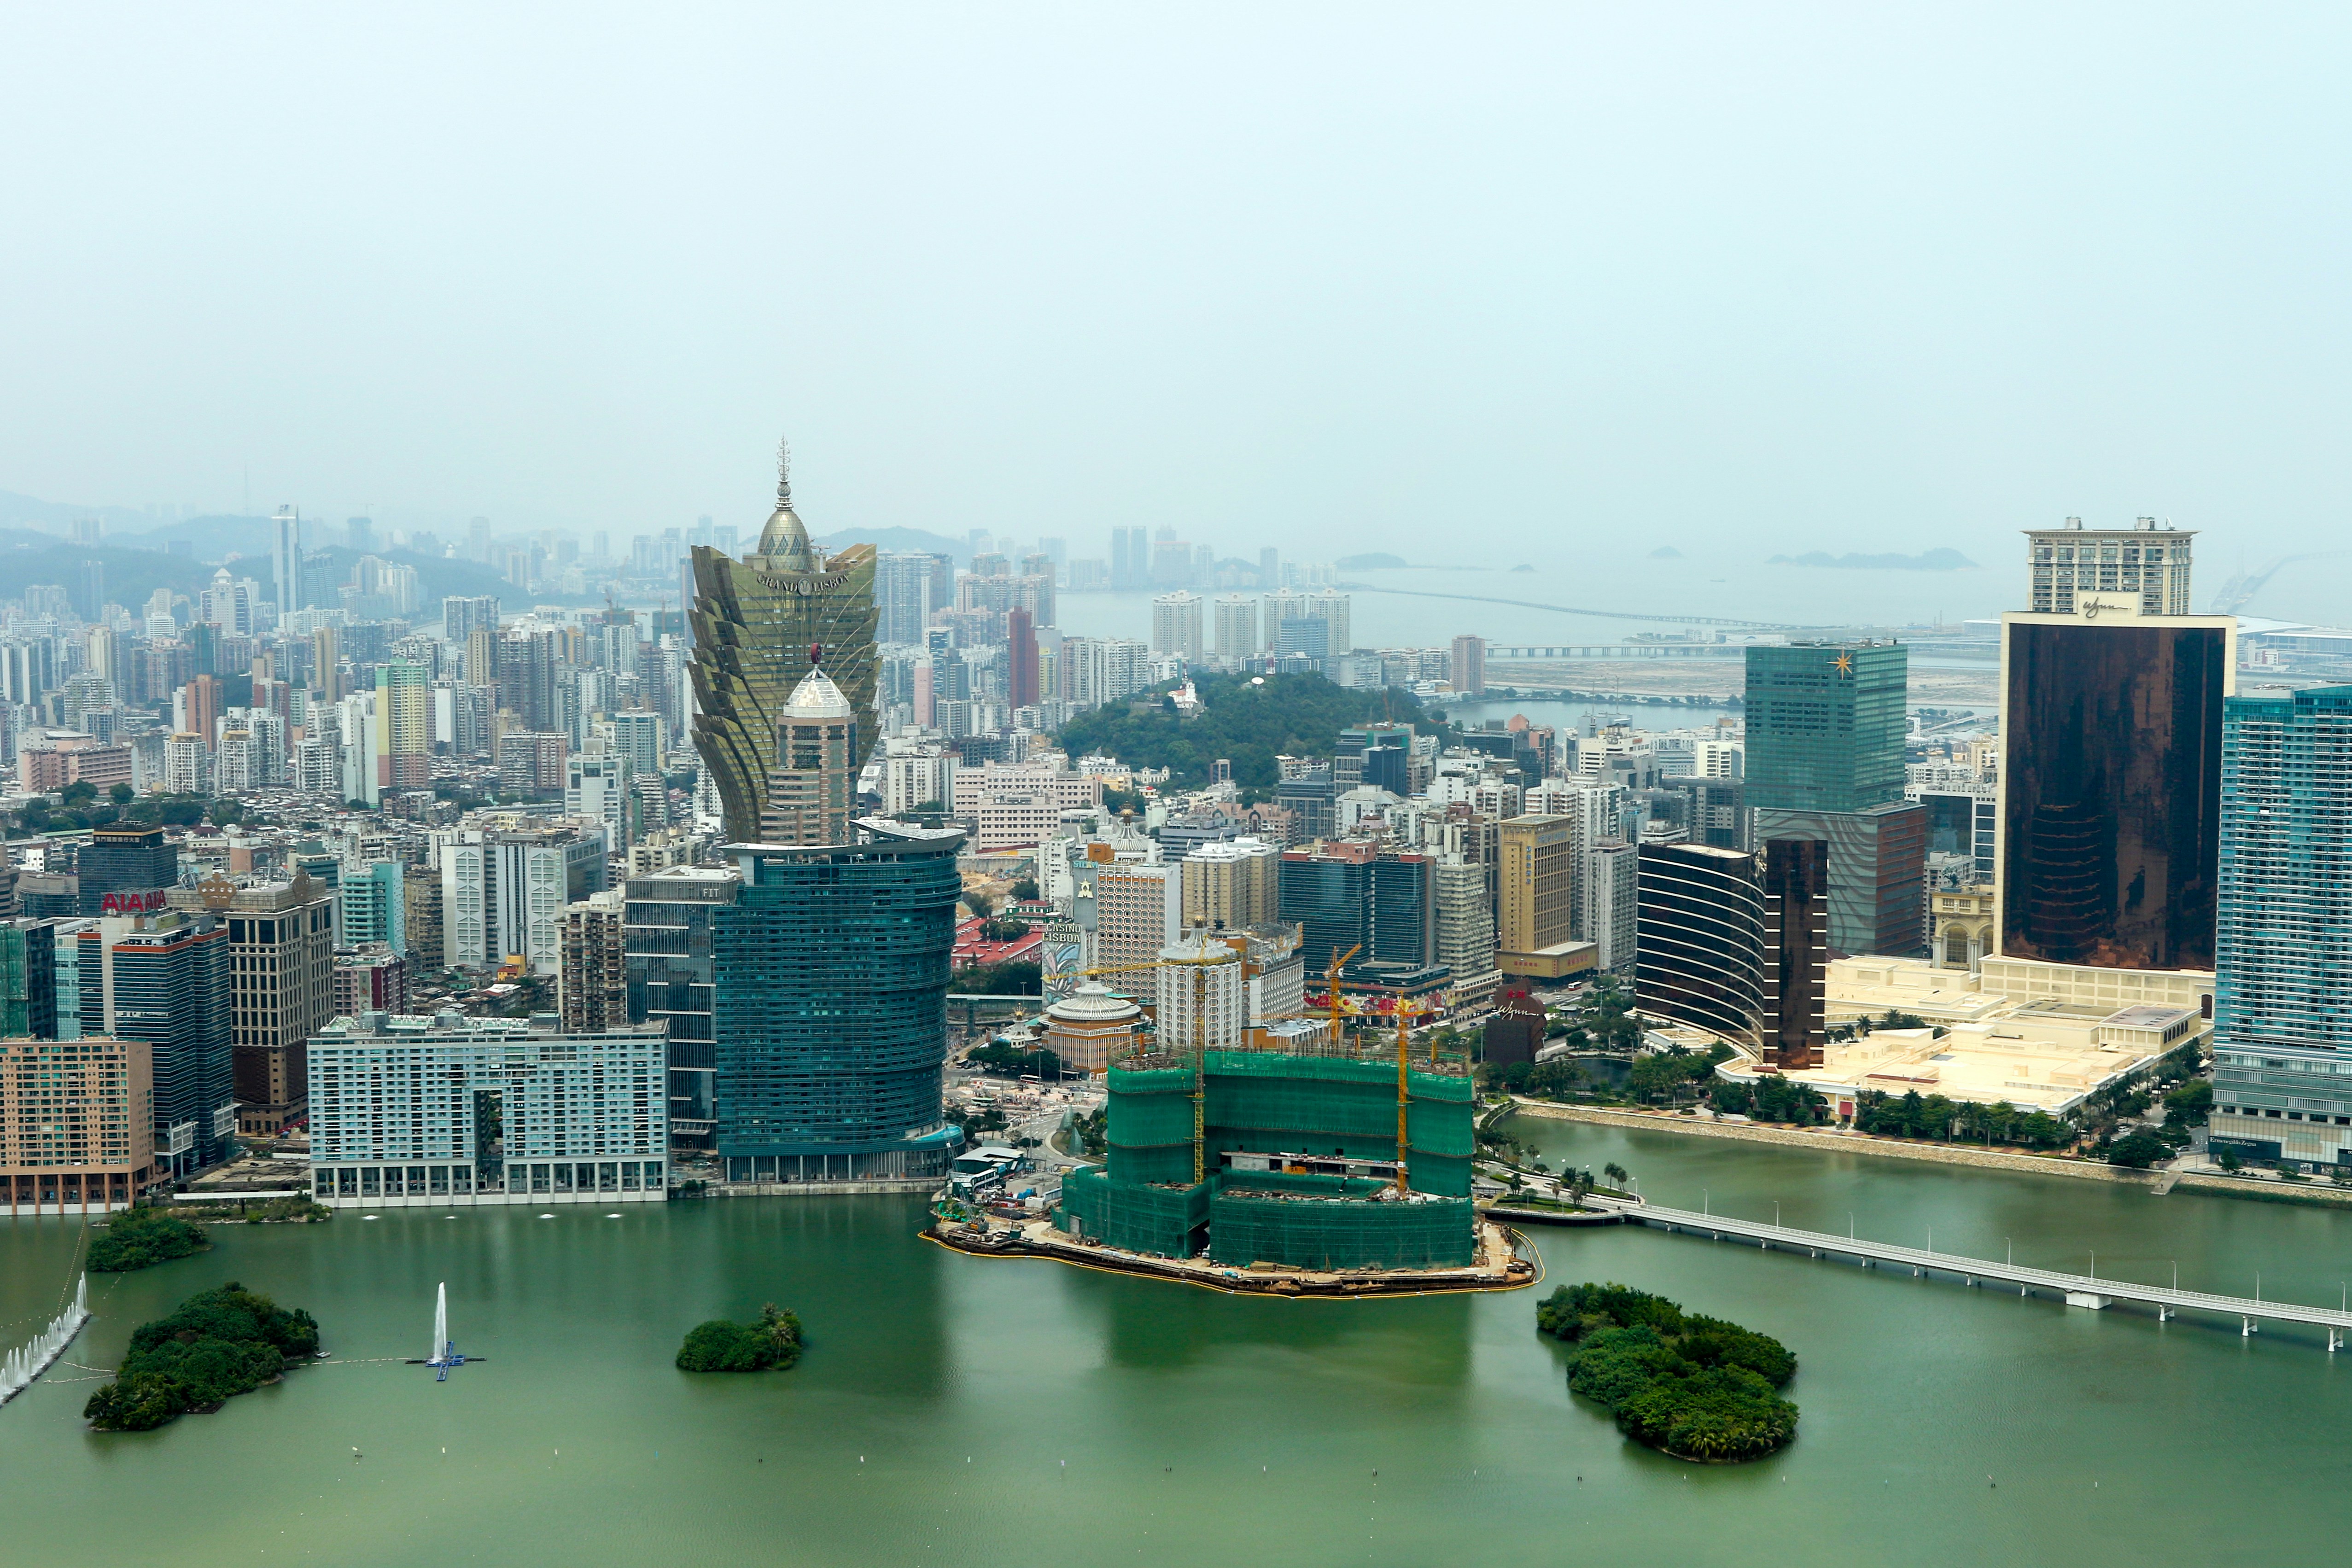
1082;941;1241;1186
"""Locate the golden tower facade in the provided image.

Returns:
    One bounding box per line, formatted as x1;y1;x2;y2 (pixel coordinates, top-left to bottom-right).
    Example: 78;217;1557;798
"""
689;446;879;842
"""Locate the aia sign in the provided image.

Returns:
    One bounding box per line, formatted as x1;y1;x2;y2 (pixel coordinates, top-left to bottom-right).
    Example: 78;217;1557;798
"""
100;889;169;915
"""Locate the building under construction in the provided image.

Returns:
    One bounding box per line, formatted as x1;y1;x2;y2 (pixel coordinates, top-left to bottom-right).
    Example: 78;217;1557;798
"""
1055;1029;1477;1271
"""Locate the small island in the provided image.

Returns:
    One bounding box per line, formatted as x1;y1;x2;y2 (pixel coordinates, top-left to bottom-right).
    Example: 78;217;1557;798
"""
88;1206;210;1273
85;1283;321;1431
676;1304;803;1373
1537;1282;1798;1461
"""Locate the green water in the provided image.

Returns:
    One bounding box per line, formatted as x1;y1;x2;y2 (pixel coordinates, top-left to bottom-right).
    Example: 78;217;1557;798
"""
4;1117;2348;1568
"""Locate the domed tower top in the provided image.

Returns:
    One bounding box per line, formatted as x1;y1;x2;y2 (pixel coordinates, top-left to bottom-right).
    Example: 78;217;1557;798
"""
754;436;817;571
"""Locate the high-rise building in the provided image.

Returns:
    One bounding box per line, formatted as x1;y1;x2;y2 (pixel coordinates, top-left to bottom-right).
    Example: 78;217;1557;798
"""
1498;815;1585;979
876;551;952;647
339;861;407;955
1086;860;1183;973
2209;684;2352;1168
403;875;443;974
1451;635;1486;695
1213;595;1259;663
374;661;432;790
2025;516;2194;617
76;913;232;1176
1007;608;1040;710
1180;837;1280;930
566;743;635;849
1110;525;1150;591
1583;839;1640;974
1634;843;1763;1046
1759;838;1828;1071
0;921;58;1039
1154;933;1249;1052
760;667;858;846
609;709;664;780
1277;842;1435;976
331;945;409;1019
77;825;178;918
271;506;303;613
559;890;628;1032
689;446;879;842
1745;641;1907;815
498;731;568;795
1151;591;1204;662
711;820;966;1184
1434;855;1499;998
438;827;610;974
1307;589;1351;654
623;864;741;1148
1748;641;1924;957
443;594;501;647
306;1011;667;1208
168;872;335;1142
1999;611;2233;969
2;1035;154;1213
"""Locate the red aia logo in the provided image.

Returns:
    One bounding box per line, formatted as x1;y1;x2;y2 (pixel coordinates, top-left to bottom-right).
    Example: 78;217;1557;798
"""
100;889;169;915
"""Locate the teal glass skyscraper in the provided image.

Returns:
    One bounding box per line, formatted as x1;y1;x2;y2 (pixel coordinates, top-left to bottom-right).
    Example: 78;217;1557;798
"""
1744;641;1908;813
2209;685;2352;1170
710;820;966;1184
1745;641;1925;958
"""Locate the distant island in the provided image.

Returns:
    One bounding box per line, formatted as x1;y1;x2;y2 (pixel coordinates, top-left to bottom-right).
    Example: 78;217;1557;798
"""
1767;548;1977;571
1538;1281;1798;1462
677;1304;804;1372
1649;546;1682;559
85;1283;321;1431
1336;552;1409;570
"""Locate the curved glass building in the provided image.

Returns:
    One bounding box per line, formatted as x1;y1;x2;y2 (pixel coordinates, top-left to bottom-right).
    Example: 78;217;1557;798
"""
1634;842;1765;1045
712;821;966;1183
689;450;880;842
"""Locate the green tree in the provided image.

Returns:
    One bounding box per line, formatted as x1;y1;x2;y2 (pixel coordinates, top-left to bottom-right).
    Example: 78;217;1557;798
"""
108;781;135;805
2105;1130;2169;1169
88;1205;210;1272
83;1283;321;1431
1010;877;1039;903
676;1304;803;1372
59;779;98;807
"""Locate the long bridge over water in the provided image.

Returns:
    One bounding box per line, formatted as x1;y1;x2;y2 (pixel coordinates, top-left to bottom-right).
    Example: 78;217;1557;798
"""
1580;1194;2352;1347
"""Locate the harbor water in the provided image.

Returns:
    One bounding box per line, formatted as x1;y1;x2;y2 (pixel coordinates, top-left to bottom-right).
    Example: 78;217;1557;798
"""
1;1117;2345;1567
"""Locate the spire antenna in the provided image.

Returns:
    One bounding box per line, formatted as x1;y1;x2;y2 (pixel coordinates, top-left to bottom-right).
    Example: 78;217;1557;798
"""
776;436;793;509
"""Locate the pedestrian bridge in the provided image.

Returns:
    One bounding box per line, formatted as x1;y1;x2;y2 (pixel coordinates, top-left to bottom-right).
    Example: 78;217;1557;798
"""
1581;1195;2352;1347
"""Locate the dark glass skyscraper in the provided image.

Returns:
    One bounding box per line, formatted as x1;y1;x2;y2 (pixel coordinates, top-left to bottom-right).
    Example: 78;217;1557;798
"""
1277;843;1435;974
1634;843;1763;1046
1747;641;1925;956
711;821;965;1183
1999;617;2230;970
79;915;232;1175
623;865;741;1148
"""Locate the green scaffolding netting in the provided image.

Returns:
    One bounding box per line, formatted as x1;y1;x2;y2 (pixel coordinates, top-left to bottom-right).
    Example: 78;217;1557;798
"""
1058;1167;1209;1258
1205;1191;1477;1271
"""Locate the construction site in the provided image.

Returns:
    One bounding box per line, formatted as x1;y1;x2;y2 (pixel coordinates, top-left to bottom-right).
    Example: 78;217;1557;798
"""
931;936;1531;1292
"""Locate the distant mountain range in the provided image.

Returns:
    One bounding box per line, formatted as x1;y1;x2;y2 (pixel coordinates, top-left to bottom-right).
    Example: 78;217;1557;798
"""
1768;548;1978;571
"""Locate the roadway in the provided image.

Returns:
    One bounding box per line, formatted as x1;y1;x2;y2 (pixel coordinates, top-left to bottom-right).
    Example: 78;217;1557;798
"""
1581;1194;2352;1346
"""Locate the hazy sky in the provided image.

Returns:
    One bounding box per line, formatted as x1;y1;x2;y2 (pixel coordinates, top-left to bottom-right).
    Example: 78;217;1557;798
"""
5;5;2350;617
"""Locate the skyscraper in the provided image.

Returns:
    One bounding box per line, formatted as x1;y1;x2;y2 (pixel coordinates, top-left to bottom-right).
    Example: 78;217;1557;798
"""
1109;525;1147;590
559;889;628;1032
271;506;302;613
1746;641;1925;957
1634;843;1763;1046
624;864;741;1147
173;871;334;1142
1498;815;1583;979
374;661;431;790
712;820;966;1184
78;913;232;1176
1213;595;1259;664
1759;838;1828;1071
1998;612;2232;969
759;667;858;847
689;444;879;842
1007;607;1040;709
2208;685;2352;1167
2025;516;2194;616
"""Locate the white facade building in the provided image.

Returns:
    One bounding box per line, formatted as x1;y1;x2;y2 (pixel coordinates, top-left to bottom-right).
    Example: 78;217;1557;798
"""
307;1011;666;1208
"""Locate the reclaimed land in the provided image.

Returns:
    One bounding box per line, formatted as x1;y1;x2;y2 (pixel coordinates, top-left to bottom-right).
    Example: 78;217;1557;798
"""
1504;1101;2352;1208
927;1216;1541;1298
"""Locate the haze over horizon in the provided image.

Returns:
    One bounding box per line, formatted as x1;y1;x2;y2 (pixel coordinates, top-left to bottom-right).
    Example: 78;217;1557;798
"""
5;5;2350;621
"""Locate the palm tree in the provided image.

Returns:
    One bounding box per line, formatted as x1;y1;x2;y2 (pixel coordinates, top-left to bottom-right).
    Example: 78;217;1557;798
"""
1603;1161;1629;1189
